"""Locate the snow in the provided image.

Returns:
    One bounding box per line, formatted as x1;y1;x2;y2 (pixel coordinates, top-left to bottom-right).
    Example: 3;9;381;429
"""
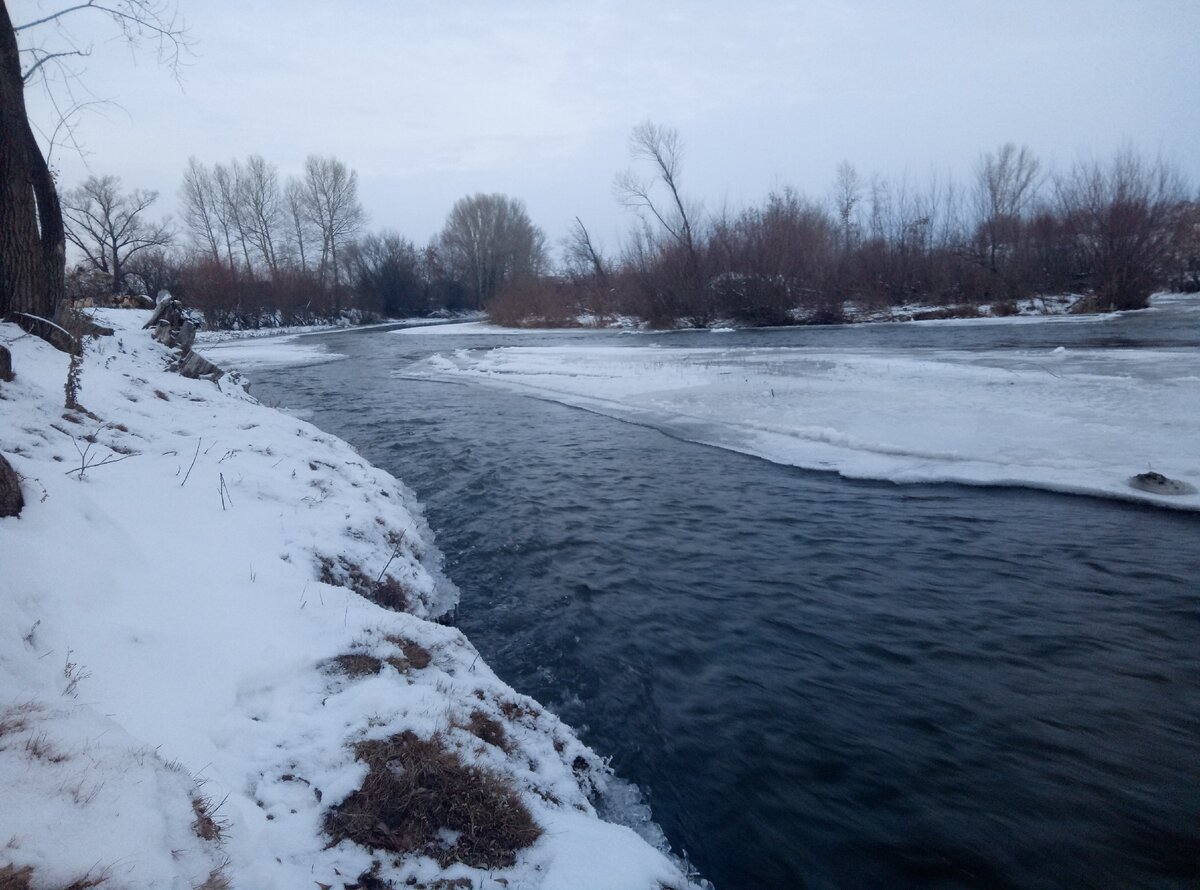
197;331;347;370
0;310;699;889
399;310;1200;512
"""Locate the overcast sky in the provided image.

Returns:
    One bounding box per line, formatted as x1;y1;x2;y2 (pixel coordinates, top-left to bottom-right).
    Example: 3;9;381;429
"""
19;0;1200;259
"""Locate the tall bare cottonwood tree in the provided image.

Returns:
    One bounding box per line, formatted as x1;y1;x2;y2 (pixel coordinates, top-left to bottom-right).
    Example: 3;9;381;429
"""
0;1;64;320
1;0;186;321
300;154;364;298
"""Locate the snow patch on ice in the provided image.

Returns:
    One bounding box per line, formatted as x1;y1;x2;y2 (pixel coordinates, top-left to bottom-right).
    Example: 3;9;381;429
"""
401;337;1200;511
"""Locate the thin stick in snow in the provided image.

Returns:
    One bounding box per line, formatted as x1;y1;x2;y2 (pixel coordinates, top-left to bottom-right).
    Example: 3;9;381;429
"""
181;438;201;487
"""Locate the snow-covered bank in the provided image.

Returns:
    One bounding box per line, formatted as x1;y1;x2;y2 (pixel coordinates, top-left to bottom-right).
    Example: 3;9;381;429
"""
400;312;1200;512
0;311;699;889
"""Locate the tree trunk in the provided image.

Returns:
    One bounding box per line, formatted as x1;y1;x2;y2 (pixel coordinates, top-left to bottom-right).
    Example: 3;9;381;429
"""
0;1;64;320
0;452;23;517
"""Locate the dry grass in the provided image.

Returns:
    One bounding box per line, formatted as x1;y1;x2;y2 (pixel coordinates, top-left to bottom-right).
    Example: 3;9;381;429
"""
324;731;541;869
384;636;432;670
24;733;69;764
191;793;228;842
193;867;231;890
0;865;107;890
498;700;541;723
462;710;511;753
318;556;413;614
330;653;385;678
0;702;40;741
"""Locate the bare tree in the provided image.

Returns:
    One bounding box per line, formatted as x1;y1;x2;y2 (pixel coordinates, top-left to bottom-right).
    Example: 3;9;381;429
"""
615;121;700;265
300;154;364;297
283;175;315;274
1056;149;1186;310
1;1;64;320
564;217;610;285
180;156;221;263
240;154;283;275
973;143;1041;293
347;231;425;317
62;174;171;294
2;0;187;322
213;159;253;274
438;193;546;307
832;160;862;253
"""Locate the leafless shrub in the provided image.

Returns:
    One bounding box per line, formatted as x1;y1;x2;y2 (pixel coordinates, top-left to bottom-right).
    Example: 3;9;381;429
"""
324;730;541;869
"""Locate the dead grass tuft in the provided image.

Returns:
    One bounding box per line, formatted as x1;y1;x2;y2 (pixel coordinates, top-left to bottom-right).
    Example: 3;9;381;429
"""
462;710;511;752
0;865;108;890
24;732;69;763
193;866;231;890
498;700;541;723
0;865;32;890
330;653;385;678
191;793;228;842
58;877;107;890
318;557;413;614
384;636;432;670
153;389;170;401
370;576;411;613
324;731;541;869
0;702;40;741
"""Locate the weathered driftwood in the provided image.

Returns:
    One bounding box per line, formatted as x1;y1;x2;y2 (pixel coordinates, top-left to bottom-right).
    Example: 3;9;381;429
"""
0;344;12;382
172;349;224;383
176;320;196;353
0;454;23;518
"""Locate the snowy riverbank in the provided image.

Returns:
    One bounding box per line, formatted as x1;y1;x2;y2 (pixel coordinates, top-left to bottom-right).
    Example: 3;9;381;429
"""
0;310;699;889
399;294;1200;512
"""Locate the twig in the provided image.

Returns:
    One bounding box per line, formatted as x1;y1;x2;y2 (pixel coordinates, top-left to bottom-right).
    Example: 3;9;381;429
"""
218;472;232;510
180;438;201;487
64;453;134;476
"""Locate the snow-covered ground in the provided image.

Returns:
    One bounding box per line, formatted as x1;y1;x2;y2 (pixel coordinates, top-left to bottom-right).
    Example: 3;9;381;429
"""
0;311;699;889
400;305;1200;512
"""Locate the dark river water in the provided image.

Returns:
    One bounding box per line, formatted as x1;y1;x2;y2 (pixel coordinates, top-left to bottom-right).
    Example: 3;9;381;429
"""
250;308;1200;890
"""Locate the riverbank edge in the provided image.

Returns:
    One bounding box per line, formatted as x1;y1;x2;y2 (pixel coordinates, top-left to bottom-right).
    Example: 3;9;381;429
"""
0;310;699;890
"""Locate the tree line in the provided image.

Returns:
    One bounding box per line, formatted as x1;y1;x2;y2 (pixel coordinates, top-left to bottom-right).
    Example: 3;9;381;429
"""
490;125;1200;328
61;155;552;329
55;130;1200;331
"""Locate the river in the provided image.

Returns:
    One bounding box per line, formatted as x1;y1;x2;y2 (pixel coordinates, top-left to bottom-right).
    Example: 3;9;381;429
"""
250;309;1200;889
